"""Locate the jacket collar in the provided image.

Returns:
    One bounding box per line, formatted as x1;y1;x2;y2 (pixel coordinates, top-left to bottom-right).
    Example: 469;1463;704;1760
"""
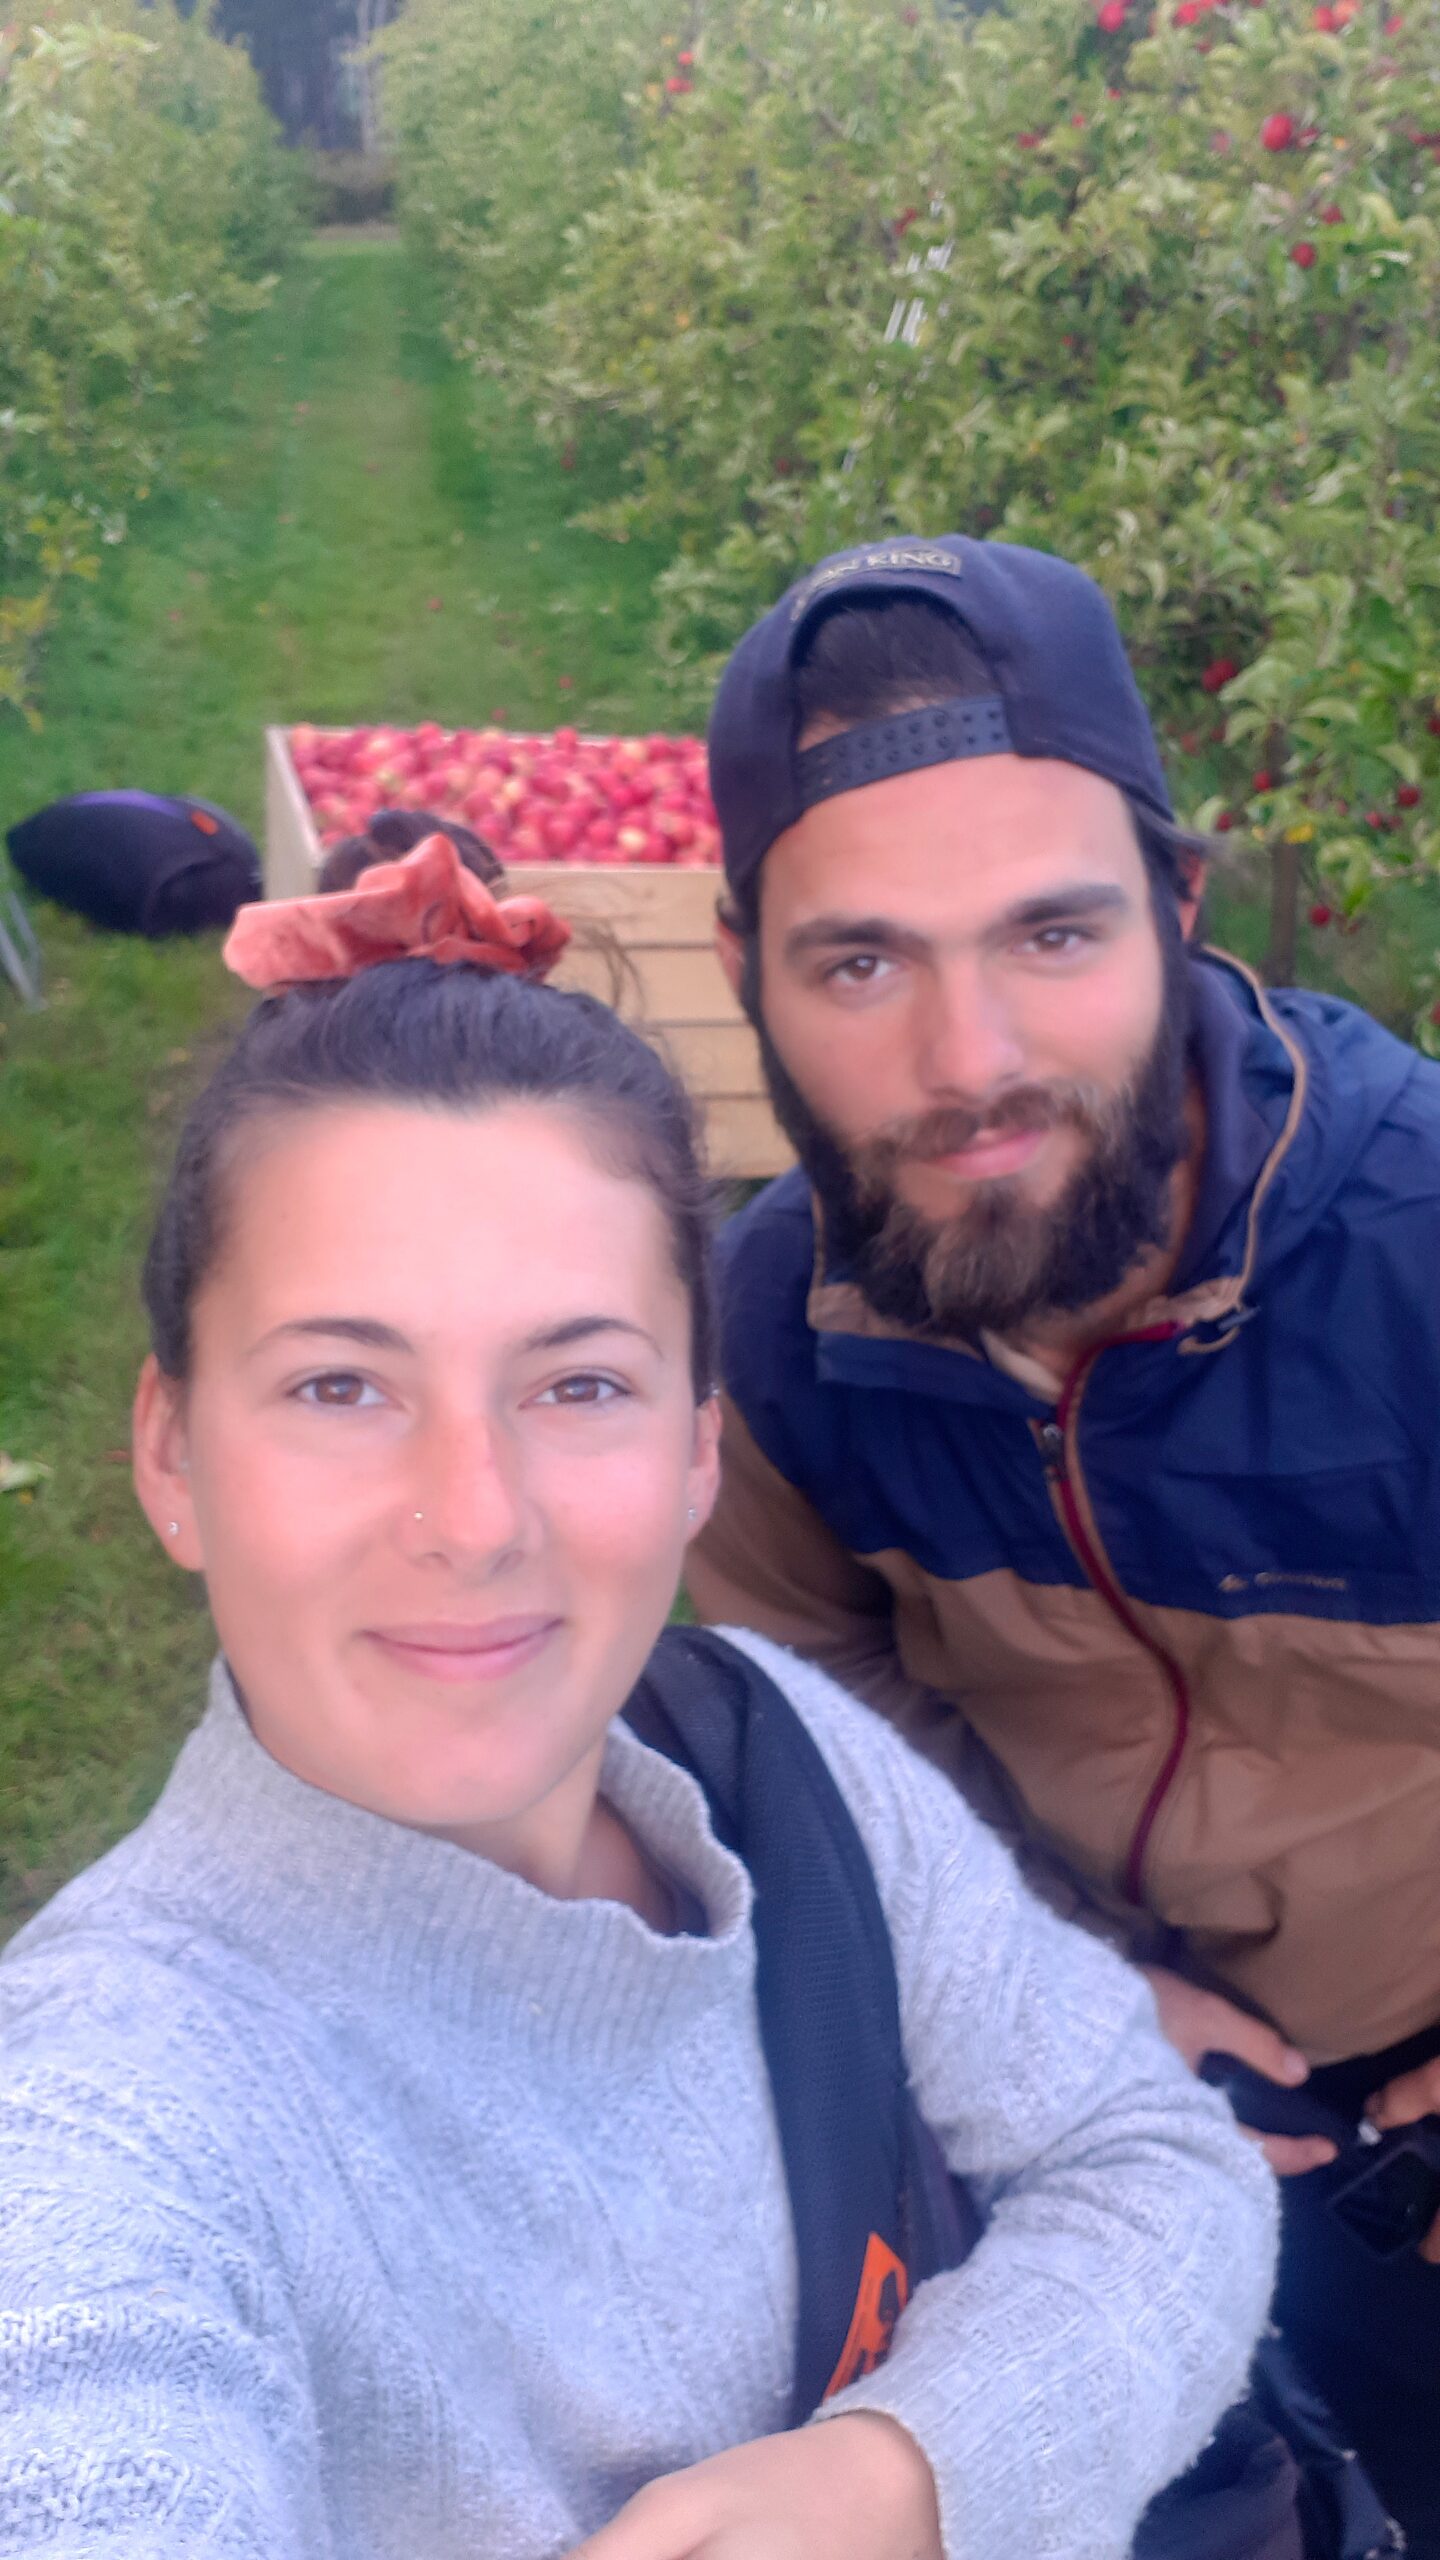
805;947;1309;1371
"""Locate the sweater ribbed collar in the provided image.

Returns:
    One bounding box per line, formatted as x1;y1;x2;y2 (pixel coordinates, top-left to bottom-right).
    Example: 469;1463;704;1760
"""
132;1660;757;2064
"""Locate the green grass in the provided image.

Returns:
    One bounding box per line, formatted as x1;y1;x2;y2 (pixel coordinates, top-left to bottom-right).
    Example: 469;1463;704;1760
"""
0;234;671;1938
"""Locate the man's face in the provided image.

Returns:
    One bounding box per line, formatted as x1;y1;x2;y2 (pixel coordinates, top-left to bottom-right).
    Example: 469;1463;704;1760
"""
732;752;1192;1336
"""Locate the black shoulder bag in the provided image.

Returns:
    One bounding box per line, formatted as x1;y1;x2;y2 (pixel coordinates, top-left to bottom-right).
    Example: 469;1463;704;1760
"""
624;1628;1400;2560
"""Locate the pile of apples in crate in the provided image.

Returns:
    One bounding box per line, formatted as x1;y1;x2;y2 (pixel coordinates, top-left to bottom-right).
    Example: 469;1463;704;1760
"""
289;723;721;867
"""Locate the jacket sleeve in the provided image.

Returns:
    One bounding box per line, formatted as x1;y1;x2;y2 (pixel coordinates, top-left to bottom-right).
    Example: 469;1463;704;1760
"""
688;1399;1151;1950
0;2022;330;2557
721;1630;1279;2560
686;1394;934;1730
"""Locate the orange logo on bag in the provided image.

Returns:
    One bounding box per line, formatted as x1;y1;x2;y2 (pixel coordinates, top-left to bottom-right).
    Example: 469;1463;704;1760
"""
189;810;220;835
822;2233;910;2401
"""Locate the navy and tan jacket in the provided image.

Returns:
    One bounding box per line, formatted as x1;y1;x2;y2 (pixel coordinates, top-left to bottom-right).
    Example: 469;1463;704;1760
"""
688;952;1440;2065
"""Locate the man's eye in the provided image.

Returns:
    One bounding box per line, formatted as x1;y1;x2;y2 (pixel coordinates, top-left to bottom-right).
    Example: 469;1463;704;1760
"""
534;1373;627;1408
1023;926;1093;956
294;1373;382;1409
824;953;893;986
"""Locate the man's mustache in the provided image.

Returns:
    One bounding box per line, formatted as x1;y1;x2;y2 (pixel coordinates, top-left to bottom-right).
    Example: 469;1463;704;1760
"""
861;1082;1109;1174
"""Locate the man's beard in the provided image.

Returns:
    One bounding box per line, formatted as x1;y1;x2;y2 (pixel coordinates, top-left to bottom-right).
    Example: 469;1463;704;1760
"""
751;929;1194;1341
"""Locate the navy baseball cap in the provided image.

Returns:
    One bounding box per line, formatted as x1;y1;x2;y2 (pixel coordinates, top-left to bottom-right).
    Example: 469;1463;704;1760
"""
707;535;1174;910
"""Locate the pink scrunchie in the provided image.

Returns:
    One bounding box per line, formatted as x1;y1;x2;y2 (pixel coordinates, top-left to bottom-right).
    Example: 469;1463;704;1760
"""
224;834;572;991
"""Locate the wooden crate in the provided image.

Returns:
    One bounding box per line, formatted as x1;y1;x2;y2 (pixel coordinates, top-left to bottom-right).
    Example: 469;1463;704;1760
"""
263;728;790;1179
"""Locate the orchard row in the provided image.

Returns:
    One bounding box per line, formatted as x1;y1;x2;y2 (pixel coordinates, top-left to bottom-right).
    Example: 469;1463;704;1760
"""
383;0;1440;1044
0;4;295;719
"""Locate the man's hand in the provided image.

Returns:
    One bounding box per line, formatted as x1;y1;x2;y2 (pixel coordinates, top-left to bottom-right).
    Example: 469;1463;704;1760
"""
1365;2056;1440;2263
1139;1967;1336;2177
566;2411;943;2560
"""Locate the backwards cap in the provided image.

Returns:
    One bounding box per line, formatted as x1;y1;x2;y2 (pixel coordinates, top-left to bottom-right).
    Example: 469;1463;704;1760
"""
706;535;1173;909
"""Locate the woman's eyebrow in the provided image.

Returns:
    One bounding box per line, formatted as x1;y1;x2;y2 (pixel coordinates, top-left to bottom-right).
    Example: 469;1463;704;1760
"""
252;1317;414;1358
251;1315;662;1361
520;1316;661;1356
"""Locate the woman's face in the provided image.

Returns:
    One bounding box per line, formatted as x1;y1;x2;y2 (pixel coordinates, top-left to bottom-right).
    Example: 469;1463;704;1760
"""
133;1099;720;1881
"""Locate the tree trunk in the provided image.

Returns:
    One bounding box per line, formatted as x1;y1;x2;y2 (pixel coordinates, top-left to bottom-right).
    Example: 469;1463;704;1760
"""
353;0;391;158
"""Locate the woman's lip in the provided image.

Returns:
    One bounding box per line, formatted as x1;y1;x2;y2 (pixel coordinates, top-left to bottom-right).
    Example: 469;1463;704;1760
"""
919;1126;1048;1181
364;1618;560;1682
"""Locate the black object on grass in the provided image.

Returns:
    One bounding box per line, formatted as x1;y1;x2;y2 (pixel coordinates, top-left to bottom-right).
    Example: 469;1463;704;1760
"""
8;790;260;937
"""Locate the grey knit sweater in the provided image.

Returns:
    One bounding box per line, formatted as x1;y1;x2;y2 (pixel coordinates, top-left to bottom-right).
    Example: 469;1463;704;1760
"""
0;1628;1275;2560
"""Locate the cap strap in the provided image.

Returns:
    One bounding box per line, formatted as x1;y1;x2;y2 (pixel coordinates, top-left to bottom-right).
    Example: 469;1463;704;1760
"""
796;695;1013;810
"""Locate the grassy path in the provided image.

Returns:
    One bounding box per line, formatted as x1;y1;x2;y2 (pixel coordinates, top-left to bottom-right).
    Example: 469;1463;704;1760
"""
0;235;668;1935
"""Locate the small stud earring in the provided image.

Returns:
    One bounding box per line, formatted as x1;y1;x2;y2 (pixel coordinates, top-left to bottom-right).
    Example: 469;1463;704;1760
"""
414;1511;424;1523
167;1521;180;1538
687;1505;698;1524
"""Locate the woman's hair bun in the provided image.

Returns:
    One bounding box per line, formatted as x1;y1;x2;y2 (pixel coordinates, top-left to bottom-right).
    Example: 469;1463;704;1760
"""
223;834;570;992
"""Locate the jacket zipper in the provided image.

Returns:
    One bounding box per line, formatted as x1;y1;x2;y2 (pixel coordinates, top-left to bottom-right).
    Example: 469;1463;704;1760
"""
1039;1328;1190;1908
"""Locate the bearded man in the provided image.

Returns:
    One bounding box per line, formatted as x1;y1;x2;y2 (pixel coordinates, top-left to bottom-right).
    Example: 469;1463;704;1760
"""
686;535;1440;2549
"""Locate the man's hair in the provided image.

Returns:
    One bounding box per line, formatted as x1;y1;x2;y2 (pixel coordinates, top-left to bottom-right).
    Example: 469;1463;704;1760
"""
721;594;1208;936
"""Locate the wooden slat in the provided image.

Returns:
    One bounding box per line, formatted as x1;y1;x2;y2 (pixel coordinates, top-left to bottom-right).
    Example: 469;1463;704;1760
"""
548;940;740;1024
701;1096;793;1180
653;1019;765;1092
505;863;723;942
264;728;323;899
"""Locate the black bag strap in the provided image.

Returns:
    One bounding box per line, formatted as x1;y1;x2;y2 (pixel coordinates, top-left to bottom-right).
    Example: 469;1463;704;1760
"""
626;1625;957;2416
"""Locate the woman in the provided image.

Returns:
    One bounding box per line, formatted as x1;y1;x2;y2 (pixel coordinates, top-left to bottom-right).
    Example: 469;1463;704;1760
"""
0;839;1274;2559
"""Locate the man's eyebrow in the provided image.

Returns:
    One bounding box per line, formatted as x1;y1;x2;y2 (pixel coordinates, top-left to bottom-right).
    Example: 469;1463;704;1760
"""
996;884;1131;934
782;882;1132;963
782;914;935;962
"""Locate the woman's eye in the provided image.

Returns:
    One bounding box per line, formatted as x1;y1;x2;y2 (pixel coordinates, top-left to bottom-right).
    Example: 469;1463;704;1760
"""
294;1372;383;1410
534;1373;627;1409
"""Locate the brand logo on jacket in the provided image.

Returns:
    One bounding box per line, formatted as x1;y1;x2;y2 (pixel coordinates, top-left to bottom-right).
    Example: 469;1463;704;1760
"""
1218;1570;1349;1595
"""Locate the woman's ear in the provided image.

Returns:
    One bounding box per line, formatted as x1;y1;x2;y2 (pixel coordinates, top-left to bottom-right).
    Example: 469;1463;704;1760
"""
685;1393;724;1539
132;1354;203;1570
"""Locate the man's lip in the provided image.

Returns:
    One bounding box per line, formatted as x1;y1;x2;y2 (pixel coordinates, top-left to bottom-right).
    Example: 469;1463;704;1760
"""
913;1126;1049;1180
